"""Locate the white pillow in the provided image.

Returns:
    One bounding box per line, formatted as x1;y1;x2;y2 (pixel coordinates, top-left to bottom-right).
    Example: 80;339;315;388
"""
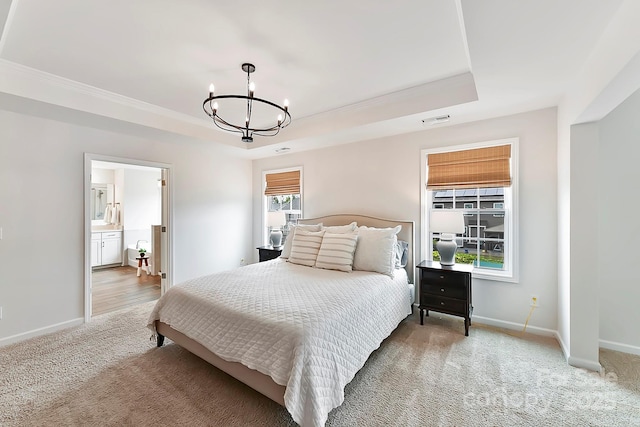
280;223;323;259
323;222;357;234
287;229;325;267
353;225;401;277
315;232;358;272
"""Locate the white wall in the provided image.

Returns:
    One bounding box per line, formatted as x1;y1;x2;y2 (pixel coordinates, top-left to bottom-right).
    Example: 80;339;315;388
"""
0;109;252;342
597;88;640;353
121;167;161;254
92;168;114;185
122;168;161;230
253;108;558;331
568;122;601;369
557;0;640;368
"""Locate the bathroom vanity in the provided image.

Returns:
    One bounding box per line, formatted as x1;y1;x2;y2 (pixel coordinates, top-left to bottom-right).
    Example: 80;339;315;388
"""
91;230;123;267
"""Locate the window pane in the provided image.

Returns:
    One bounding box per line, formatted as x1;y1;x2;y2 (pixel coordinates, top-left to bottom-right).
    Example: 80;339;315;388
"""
475;212;505;269
268;194;301;245
428;186;507;271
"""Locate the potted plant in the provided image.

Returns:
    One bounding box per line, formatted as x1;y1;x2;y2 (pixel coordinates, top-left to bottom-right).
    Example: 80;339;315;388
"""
138;248;147;257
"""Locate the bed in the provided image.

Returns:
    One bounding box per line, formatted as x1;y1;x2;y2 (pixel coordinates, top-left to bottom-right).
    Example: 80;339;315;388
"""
148;214;415;426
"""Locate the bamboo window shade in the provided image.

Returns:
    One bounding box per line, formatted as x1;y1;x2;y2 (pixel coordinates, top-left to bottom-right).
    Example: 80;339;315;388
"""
264;170;301;196
427;145;511;189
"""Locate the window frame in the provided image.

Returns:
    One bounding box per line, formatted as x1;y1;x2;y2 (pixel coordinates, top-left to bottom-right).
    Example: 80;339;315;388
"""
420;138;519;282
262;166;303;246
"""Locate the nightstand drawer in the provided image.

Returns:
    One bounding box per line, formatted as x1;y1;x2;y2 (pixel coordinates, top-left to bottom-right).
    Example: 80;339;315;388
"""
422;284;466;300
421;270;466;288
257;246;282;262
417;260;473;336
421;295;467;314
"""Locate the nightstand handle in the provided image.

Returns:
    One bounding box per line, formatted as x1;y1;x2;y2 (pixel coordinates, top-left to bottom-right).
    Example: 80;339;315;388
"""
440;288;445;292
439;275;444;279
440;302;445;306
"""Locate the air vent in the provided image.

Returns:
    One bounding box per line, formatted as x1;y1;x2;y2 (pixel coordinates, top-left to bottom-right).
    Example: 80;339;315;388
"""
422;115;451;126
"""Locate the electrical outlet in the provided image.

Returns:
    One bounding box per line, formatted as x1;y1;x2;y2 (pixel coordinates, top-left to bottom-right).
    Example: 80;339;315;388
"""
530;295;539;307
240;258;245;266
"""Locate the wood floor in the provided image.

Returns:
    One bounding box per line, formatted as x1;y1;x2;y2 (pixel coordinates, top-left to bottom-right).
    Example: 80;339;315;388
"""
92;266;160;317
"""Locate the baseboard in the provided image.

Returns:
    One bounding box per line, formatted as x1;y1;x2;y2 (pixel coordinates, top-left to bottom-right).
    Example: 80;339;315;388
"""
554;331;570;361
600;339;640;356
567;355;602;373
0;317;84;348
471;315;557;337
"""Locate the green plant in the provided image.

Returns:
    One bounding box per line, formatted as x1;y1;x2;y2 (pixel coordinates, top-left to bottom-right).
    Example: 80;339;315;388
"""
432;250;504;267
138;248;147;254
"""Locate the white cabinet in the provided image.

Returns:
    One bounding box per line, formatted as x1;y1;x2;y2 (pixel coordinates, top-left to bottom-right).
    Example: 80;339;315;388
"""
92;231;122;267
91;233;101;267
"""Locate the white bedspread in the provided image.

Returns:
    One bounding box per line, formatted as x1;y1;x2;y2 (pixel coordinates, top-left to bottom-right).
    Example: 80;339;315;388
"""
147;259;411;427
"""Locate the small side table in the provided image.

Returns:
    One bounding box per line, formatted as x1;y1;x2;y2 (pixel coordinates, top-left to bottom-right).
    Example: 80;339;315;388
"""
136;256;150;276
417;260;473;336
257;246;282;262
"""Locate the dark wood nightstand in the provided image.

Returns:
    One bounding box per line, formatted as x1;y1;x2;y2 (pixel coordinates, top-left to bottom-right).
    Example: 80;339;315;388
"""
417;260;473;336
257;246;282;262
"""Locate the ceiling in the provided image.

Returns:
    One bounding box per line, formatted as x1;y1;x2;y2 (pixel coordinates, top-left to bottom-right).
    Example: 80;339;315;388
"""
0;0;626;158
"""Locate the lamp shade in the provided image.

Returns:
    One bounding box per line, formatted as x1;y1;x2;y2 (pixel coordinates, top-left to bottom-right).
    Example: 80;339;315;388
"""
267;211;286;227
430;210;465;234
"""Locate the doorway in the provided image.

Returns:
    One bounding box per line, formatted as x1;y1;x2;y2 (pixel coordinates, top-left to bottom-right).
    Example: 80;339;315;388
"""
84;154;172;321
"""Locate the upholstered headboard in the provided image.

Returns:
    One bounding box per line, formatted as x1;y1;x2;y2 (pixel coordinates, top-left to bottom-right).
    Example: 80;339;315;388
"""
298;214;415;284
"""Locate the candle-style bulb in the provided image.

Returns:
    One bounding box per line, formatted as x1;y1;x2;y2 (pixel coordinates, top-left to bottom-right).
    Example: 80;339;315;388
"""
249;81;255;97
213;102;218;114
277;114;283;126
209;84;214;97
245;116;249;126
283;99;289;112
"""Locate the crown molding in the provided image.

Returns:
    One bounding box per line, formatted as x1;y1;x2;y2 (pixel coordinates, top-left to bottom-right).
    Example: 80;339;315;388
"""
0;59;210;126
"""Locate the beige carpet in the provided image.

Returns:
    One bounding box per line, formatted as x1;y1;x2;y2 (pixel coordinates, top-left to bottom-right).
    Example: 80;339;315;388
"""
1;302;638;426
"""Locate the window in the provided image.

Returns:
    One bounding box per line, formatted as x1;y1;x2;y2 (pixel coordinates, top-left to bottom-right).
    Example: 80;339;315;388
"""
421;139;518;281
263;168;302;246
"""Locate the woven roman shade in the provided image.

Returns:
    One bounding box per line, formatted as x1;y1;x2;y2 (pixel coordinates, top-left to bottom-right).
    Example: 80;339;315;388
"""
264;170;301;196
427;145;511;189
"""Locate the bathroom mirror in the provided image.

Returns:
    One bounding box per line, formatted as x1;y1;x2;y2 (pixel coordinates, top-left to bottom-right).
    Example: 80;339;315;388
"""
90;183;114;221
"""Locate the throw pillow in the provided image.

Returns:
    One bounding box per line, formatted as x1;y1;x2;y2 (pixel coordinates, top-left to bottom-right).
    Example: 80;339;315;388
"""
280;223;323;259
315;232;358;272
353;225;401;277
287;229;325;267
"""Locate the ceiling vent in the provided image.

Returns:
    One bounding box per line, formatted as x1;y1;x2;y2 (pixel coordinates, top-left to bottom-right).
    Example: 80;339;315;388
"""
422;115;451;126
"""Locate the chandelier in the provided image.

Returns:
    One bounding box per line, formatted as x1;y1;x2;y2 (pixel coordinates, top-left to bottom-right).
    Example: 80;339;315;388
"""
203;63;292;143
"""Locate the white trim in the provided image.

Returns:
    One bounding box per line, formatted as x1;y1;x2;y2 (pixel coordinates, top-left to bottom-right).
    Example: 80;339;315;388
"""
555;330;570;361
0;59;210;127
84;153;173;322
0;1;18;55
262;166;303;246
0;318;83;348
472;315;557;337
567;356;603;373
420;137;519;283
599;339;640;356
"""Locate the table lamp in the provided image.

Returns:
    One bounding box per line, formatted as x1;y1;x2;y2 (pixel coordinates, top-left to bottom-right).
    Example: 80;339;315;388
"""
267;211;286;247
430;210;465;266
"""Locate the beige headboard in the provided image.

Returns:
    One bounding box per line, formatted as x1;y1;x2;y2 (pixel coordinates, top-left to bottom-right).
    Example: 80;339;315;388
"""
298;214;415;284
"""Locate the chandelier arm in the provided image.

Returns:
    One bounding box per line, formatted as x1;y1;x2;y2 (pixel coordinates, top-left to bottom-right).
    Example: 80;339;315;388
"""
212;118;245;135
203;62;291;142
203;95;291;133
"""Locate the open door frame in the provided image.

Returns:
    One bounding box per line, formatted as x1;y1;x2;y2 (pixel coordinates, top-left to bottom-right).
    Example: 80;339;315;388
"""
83;153;173;322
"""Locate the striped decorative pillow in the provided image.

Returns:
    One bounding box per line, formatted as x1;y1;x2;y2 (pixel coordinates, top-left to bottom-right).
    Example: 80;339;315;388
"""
287;229;325;267
280;223;323;259
315;232;358;272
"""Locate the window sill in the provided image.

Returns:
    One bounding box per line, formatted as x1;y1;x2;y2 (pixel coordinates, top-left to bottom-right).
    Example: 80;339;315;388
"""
472;269;518;283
